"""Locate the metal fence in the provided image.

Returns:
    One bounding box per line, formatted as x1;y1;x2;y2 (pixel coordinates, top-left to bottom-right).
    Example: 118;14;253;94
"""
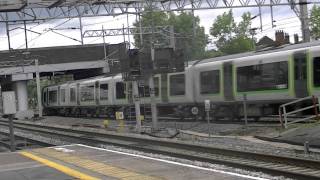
279;96;320;128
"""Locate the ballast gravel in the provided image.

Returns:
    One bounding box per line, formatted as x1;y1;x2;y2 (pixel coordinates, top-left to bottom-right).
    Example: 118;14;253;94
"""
18;116;320;161
0;126;289;180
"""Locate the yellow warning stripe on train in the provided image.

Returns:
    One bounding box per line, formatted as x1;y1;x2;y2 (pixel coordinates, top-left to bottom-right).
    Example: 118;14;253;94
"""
19;151;100;180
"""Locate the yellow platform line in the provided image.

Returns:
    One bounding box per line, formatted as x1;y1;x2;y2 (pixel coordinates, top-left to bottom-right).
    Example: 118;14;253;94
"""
32;148;164;180
19;151;100;180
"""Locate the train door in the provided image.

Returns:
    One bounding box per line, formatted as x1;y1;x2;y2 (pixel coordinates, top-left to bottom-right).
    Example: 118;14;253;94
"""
294;51;308;98
223;62;234;101
95;81;100;105
76;83;80;105
161;74;168;102
43;88;48;107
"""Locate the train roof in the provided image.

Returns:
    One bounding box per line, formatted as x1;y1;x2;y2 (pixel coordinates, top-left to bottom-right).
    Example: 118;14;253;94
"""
190;40;320;66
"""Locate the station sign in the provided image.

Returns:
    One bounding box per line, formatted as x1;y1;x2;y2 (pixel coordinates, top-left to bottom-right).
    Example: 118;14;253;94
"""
2;91;16;115
204;100;210;112
116;111;124;120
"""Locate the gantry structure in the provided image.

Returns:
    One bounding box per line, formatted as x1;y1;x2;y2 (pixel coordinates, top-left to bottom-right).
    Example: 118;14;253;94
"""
0;0;319;22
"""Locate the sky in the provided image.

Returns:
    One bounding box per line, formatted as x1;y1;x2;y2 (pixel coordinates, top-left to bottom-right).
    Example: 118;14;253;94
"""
0;4;312;51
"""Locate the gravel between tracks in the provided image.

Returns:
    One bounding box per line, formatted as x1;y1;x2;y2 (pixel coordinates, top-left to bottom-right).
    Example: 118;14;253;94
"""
0;126;289;180
14;116;320;161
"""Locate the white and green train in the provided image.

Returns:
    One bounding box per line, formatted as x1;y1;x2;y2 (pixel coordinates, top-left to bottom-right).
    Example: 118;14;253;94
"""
43;41;320;120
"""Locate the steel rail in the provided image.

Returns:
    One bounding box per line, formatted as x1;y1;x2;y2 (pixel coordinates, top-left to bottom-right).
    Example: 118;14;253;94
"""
0;120;319;179
0;131;53;150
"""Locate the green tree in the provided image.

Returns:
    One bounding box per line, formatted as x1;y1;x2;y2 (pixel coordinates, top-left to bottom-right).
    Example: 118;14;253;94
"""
133;11;208;60
237;12;252;36
209;10;235;49
210;10;255;55
311;5;320;39
133;9;169;49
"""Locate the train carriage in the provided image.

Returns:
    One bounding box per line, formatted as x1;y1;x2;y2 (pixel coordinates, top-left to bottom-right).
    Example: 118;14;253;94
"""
43;41;320;120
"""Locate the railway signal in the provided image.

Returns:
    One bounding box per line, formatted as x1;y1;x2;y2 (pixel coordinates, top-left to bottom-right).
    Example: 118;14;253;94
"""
118;42;185;131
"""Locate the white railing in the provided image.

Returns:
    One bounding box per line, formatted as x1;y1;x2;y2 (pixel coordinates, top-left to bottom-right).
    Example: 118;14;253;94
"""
279;96;320;128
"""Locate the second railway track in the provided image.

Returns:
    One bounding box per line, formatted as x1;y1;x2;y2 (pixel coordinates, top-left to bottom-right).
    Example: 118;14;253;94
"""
0;119;319;179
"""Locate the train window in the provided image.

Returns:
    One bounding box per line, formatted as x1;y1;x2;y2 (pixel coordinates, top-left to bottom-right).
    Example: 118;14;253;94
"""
80;85;95;101
237;61;288;92
100;83;109;100
200;70;220;94
48;90;57;104
60;89;66;103
70;87;76;102
170;74;185;96
116;82;126;99
138;77;159;97
314;57;320;87
43;91;47;104
154;77;159;97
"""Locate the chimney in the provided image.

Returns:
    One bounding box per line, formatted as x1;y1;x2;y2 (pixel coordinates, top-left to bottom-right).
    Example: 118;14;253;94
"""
294;34;299;44
285;33;290;44
275;30;285;46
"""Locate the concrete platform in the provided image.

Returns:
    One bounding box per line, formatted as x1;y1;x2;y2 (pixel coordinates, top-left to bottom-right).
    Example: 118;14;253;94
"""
0;144;263;180
0;152;72;180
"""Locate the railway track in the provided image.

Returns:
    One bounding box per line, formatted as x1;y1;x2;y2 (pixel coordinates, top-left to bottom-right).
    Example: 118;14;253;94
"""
0;120;319;179
0;131;52;151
